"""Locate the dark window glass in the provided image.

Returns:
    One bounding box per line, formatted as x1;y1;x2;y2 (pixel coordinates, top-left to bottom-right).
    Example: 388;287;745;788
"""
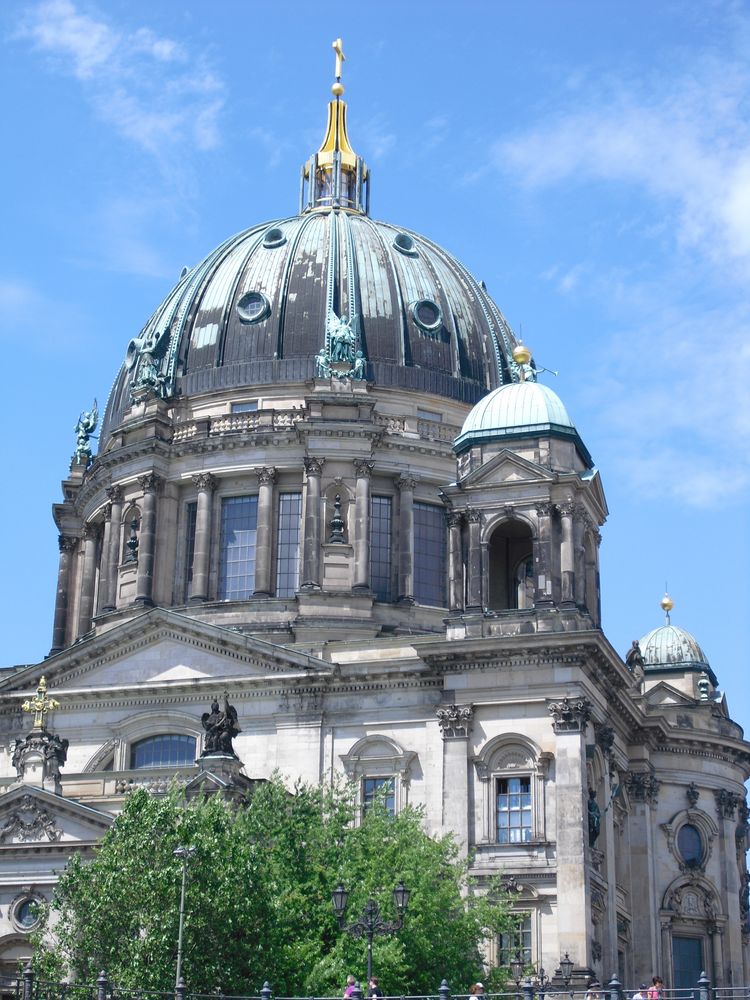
363;776;395;815
231;401;258;413
370;495;393;601
219;496;258;599
276;493;302;597
236;291;270;324
185;501;197;600
16;899;40;929
414;502;446;606
677;824;703;865
497;776;532;844
130;735;196;769
498;913;532;966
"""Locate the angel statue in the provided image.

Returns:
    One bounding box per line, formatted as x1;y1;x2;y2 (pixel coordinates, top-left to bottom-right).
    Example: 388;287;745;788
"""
327;309;357;364
74;400;98;465
201;695;241;757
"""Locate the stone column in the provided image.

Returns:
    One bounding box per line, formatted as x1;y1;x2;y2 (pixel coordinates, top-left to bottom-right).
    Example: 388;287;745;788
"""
446;511;464;611
396;474;416;603
102;484;123;612
466;508;483;610
534;502;554;606
437;704;473;857
50;535;76;655
715;790;743;985
135;473;160;606
190;473;216;602
353;460;374;592
301;458;324;589
253;467;276;596
624;770;661;985
77;524;99;638
558;501;576;604
96;505;112;615
548;697;593;972
573;503;586;606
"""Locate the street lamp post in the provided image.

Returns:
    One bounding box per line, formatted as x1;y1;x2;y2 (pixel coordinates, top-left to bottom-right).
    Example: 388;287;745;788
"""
174;846;196;991
332;880;410;983
557;953;575;997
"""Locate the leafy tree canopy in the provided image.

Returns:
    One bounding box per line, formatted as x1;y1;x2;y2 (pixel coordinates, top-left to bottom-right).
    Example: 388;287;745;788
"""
32;777;517;996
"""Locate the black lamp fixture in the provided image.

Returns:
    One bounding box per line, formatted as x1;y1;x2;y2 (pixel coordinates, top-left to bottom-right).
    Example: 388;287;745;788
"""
557;953;574;988
331;878;410;983
393;880;410;915
332;882;349;920
510;953;524;986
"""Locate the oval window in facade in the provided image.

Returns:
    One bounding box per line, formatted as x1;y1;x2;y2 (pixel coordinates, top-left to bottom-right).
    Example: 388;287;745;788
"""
263;227;286;248
677;823;703;866
393;232;417;256
14;897;41;930
237;291;271;324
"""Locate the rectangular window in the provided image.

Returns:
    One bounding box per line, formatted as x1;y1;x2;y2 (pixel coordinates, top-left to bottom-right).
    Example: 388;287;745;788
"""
498;913;532;966
414;502;447;606
185;501;197;600
219;496;258;600
363;776;396;815
497;776;532;844
370;495;393;601
276;493;302;597
231;401;258;413
417;408;442;422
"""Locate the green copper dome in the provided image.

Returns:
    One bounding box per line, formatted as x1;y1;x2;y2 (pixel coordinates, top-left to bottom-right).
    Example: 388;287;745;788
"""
638;623;715;681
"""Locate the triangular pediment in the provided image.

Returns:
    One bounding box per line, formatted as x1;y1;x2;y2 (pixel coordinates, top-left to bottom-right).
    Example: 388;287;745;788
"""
0;784;113;848
581;467;609;518
0;609;331;696
459;449;556;488
643;681;697;707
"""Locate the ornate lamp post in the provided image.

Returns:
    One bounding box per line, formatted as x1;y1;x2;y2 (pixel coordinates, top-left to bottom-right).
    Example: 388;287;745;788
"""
535;967;551;1000
174;846;196;990
332;880;410;983
557;953;574;995
510;953;524;987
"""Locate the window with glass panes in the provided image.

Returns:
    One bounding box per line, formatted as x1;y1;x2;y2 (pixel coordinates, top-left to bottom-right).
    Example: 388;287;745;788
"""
362;776;396;815
130;735;196;769
218;496;258;599
496;775;532;843
370;495;393;601
276;493;301;597
184;501;197;599
413;502;446;606
498;913;532;966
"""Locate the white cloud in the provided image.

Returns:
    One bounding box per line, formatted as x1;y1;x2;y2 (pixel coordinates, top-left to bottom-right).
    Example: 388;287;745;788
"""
16;0;224;162
494;51;750;277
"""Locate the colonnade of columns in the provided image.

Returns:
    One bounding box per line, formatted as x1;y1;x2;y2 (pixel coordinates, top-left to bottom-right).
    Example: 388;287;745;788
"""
444;500;600;617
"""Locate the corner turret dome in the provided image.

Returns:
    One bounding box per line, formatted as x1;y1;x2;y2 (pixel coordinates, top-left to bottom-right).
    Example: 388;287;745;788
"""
453;379;592;467
639;624;712;674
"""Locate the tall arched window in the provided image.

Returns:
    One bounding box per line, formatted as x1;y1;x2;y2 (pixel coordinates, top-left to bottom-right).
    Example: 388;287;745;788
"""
488;521;533;610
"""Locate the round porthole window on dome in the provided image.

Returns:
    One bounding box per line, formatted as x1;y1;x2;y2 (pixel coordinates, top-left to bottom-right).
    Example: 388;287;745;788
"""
411;298;443;333
237;291;271;325
393;231;417;256
677;823;703;867
262;227;286;248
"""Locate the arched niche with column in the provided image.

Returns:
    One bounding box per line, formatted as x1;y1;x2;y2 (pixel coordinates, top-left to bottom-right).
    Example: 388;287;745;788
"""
482;512;536;611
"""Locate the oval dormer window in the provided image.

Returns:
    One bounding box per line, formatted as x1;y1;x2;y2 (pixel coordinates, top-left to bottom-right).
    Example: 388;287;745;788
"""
393;232;417;256
237;291;271;325
411;298;442;333
262;227;286;249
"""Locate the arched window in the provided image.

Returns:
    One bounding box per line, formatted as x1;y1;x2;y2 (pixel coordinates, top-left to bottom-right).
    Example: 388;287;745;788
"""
474;736;549;845
130;734;196;769
488;521;534;610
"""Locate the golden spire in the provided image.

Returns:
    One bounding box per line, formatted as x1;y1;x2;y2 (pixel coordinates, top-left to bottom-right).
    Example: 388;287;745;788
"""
660;591;674;625
22;676;60;731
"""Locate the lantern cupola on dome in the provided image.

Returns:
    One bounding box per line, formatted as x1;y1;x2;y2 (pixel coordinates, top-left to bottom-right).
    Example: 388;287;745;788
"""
300;38;370;215
638;594;717;688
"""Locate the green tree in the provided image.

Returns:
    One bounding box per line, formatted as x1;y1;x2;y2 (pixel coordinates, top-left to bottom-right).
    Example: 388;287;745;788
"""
33;778;517;996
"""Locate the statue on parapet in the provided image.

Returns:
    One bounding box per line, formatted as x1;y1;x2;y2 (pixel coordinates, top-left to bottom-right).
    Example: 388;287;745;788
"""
74;400;98;465
201;695;241;757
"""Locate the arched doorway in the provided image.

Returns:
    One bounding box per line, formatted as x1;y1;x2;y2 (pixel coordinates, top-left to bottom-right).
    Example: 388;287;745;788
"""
488;520;534;610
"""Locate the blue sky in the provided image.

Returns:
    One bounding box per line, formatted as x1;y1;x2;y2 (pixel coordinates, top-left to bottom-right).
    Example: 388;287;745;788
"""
1;1;748;732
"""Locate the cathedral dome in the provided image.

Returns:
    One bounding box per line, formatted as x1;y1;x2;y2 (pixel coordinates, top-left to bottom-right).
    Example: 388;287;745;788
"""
453;379;590;461
638;623;711;673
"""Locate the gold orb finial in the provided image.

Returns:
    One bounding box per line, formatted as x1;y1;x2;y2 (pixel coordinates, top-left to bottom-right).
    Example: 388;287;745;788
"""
331;81;345;97
512;342;532;366
660;591;674;624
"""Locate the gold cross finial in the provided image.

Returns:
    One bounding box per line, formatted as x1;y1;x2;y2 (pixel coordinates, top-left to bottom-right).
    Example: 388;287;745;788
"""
22;676;60;731
331;38;346;96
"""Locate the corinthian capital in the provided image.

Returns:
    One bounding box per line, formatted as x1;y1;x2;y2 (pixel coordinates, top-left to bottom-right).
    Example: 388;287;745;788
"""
138;473;161;494
396;473;418;492
548;696;591;733
106;484;124;504
436;703;474;739
304;457;324;477
353;459;374;479
192;472;217;492
255;467;277;486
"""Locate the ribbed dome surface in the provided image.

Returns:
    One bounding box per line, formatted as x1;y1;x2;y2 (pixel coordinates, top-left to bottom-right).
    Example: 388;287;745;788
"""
454;380;578;453
639;624;710;672
102;211;518;439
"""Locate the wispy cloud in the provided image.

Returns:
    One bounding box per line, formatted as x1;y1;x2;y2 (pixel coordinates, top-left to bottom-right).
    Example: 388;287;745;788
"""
15;0;224;162
493;50;750;278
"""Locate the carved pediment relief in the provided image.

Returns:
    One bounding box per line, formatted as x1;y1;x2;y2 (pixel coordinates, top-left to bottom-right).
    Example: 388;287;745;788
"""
0;786;113;847
0;793;61;844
